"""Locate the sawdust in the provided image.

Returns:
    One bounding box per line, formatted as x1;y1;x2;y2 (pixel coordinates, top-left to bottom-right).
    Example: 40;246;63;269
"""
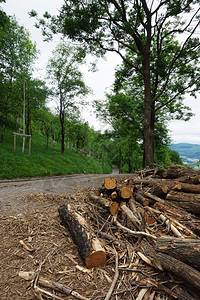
0;175;200;299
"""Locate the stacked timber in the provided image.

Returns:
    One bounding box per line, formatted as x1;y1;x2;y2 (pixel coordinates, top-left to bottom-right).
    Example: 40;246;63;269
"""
58;164;200;299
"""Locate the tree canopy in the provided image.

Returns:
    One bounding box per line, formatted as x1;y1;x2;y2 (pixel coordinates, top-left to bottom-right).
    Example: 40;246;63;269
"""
31;0;200;167
46;43;90;154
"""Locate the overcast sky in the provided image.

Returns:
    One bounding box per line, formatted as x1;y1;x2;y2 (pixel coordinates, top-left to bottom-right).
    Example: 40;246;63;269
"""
2;0;200;144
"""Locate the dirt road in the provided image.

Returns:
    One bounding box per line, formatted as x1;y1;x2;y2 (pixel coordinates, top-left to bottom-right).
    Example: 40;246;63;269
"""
0;171;124;216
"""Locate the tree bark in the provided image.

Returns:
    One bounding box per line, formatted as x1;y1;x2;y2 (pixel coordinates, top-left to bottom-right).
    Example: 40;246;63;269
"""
60;110;65;154
135;191;150;206
166;190;200;214
89;192;119;215
58;204;107;268
172;182;200;193
143;74;154;168
142;12;154;168
156;252;200;291
155;236;200;271
166;164;198;179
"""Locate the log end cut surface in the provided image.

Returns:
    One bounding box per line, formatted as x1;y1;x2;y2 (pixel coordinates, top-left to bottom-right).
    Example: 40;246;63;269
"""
85;249;107;268
104;178;117;190
120;187;132;199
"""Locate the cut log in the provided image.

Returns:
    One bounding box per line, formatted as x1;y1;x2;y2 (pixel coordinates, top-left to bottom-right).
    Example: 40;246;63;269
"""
135;191;150;206
119;186;132;200
166;190;200;214
104;178;117;190
176;175;200;184
148;183;168;197
155;236;200;271
139;168;167;178
58;204;106;268
89;192;119;215
110;191;118;200
172;182;200;193
166;164;198;179
141;239;200;292
143;192;165;204
93;189;101;196
156;252;200;291
155;168;167;178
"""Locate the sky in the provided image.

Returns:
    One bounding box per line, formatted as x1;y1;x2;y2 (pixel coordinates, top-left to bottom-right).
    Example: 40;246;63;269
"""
2;0;200;145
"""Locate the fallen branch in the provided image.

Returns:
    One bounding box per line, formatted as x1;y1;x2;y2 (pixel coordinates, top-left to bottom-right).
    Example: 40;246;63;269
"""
19;272;89;300
104;248;119;300
113;218;157;240
120;203;140;228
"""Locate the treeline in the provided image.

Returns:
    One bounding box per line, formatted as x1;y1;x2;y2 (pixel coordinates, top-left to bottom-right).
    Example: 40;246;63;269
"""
0;5;182;173
0;8;48;141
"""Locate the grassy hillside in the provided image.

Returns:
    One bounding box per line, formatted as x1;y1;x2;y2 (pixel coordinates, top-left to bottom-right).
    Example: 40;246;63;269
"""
0;128;112;179
170;143;200;159
169;143;200;168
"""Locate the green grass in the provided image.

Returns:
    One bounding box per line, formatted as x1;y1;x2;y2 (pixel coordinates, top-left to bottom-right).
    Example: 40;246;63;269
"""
0;128;112;179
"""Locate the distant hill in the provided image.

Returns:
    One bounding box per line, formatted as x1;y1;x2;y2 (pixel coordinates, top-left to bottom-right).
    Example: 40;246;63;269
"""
169;143;200;166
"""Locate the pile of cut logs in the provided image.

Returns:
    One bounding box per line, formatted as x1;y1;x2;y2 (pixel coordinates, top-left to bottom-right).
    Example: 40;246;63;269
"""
59;164;200;299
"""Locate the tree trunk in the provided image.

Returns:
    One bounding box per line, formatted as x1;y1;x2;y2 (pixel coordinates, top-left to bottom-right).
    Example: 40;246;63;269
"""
135;191;150;206
155;236;200;271
143;53;154;168
46;132;49;150
26;98;30;136
0;103;7;143
58;204;107;268
60;110;65;154
119;186;132;200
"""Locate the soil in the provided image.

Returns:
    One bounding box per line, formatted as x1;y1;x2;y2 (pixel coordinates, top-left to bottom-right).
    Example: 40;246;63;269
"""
0;172;134;300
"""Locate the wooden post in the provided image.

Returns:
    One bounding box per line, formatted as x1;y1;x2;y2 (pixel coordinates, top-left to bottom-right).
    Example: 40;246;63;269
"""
14;134;16;152
13;132;31;155
29;136;31;155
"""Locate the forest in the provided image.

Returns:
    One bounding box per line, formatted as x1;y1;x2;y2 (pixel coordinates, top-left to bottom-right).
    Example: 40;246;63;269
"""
1;0;200;178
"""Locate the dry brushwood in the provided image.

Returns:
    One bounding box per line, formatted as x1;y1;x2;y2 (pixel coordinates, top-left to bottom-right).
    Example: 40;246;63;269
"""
10;166;200;299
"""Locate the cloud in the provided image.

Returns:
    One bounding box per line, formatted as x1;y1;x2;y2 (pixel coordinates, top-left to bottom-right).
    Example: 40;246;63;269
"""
168;97;200;144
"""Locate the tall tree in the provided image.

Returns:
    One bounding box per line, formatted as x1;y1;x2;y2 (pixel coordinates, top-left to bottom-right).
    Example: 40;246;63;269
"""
46;43;90;154
0;15;37;142
31;1;200;167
